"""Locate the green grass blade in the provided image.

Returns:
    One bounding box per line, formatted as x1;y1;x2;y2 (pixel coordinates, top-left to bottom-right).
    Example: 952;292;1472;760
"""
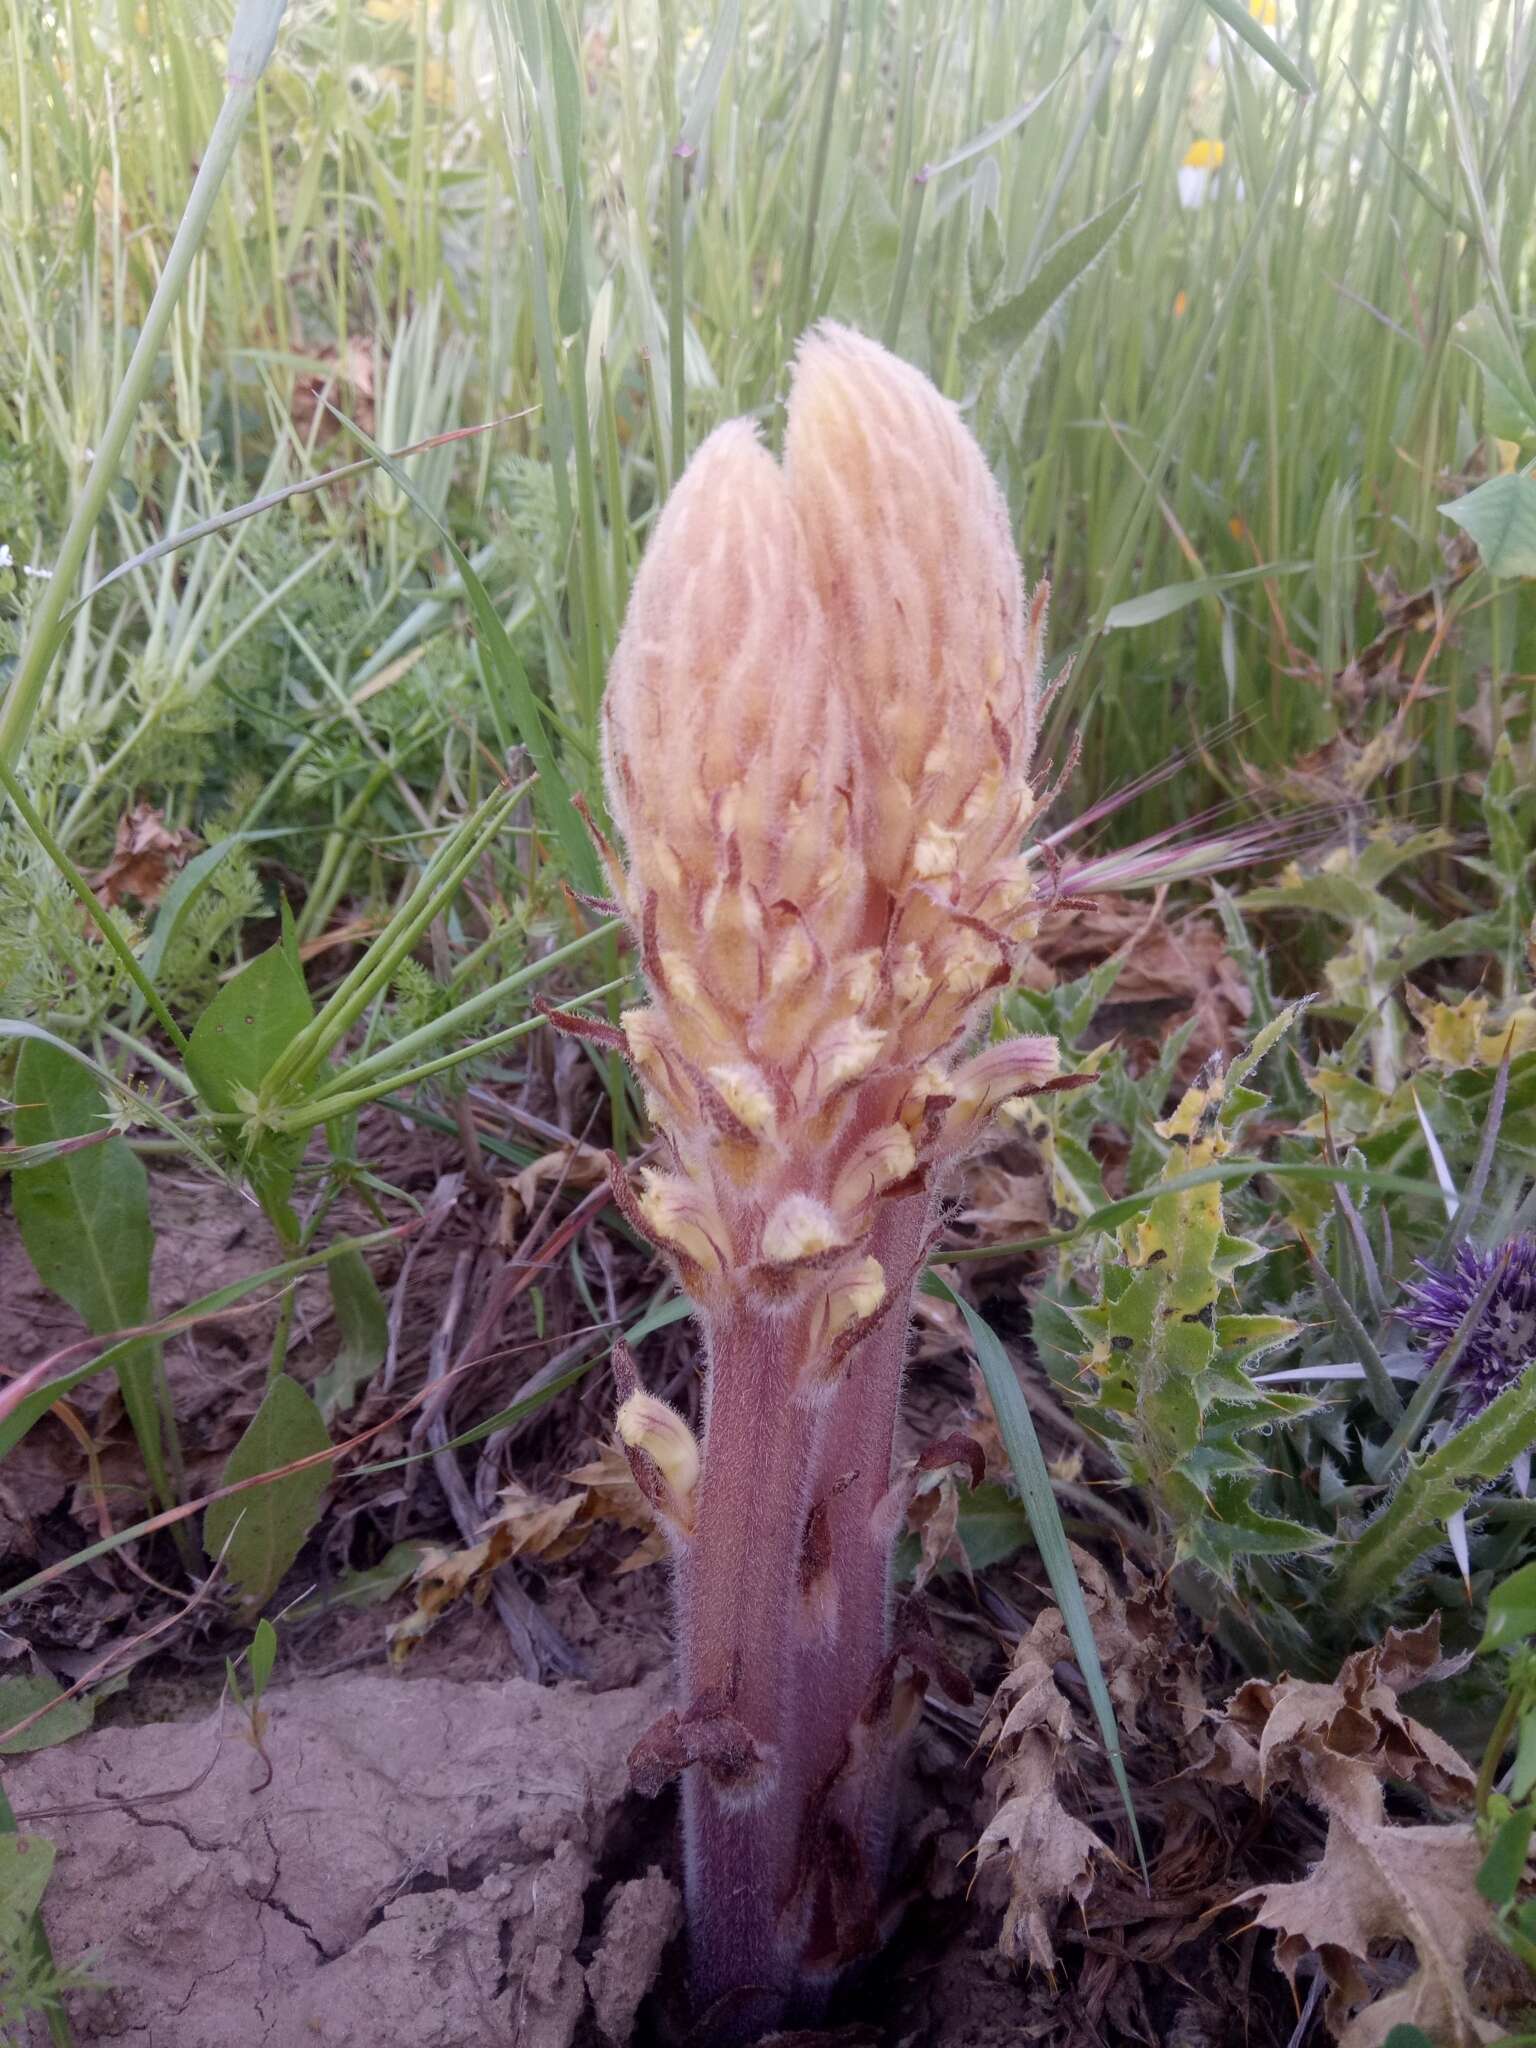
1199;0;1314;94
324;404;602;892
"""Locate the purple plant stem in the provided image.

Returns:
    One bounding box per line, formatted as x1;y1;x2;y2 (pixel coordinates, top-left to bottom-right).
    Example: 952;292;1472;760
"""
675;1193;935;2033
676;1295;823;2024
796;1193;935;1841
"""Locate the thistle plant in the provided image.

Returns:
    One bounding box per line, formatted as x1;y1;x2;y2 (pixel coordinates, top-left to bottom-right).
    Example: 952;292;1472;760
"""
1402;1237;1536;1426
579;325;1067;2032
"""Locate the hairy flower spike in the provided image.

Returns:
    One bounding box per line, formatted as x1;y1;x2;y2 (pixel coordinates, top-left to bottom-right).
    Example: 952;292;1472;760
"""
594;323;1066;2031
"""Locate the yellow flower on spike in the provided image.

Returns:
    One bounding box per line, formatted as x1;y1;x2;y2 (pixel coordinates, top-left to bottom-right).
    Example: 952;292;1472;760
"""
1183;139;1226;170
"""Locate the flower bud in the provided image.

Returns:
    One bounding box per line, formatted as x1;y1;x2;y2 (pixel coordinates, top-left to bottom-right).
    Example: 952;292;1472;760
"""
761;1193;846;1267
617;1390;701;1535
785;322;1040;913
943;1035;1060;1141
635;1169;729;1277
820;1256;888;1339
602;419;862;1064
831;1125;918;1221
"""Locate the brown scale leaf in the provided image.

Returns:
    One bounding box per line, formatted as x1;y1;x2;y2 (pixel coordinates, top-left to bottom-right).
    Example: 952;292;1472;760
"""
905;1469;965;1594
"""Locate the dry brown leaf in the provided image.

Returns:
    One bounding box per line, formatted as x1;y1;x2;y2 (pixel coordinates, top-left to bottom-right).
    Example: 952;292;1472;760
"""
978;1540;1187;1957
290;336;376;439
961;1367;1011;1485
389;1484;590;1659
564;1444;666;1573
1216;1619;1497;2046
1240;1810;1498;2048
1030;892;1252;1074
90;802;199;912
499;1142;612;1235
907;1267;970;1362
389;1444;668;1658
975;1547;1218;1971
906;1467;966;1593
956;1162;1053;1240
297;916;379;962
1202;1617;1475;1820
975;1595;1113;1969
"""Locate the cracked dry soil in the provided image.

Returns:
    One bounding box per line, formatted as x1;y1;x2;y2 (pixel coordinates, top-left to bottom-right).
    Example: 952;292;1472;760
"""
13;1670;680;2047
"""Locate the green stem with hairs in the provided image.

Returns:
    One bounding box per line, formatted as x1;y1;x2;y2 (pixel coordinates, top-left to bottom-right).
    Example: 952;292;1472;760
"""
1336;1371;1536;1614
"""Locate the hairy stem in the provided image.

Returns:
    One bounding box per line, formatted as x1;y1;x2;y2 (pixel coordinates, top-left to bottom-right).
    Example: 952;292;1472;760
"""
677;1299;822;2026
677;1220;927;2032
798;1194;933;1808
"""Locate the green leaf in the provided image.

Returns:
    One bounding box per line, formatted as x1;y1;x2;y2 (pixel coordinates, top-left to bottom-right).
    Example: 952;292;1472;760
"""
926;1274;1146;1875
1479;1805;1536;1909
285;1541;427;1618
1184;1500;1331;1571
1453;307;1536;444
1440;472;1536;579
964;184;1139;361
0;1674;95;1754
679;0;741;152
827;164;905;345
248;1617;278;1700
0;1223;404;1463
204;1374;333;1611
1104;561;1310;630
1380;2029;1437;2048
312;1249;389;1416
1199;0;1314;92
11;1036;171;1510
185;942;315;1229
12;1038;151;1335
0;1834;56;1922
924;84;1055;181
1513;1709;1536;1803
327;408;601;893
130;830;288;1027
544;0;589;336
1481;1560;1536;1652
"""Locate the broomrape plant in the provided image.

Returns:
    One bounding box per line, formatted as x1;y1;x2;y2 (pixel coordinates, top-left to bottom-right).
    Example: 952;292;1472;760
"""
560;326;1076;2033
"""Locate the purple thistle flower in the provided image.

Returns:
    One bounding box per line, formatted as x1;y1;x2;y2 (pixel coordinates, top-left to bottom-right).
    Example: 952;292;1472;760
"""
1401;1235;1536;1420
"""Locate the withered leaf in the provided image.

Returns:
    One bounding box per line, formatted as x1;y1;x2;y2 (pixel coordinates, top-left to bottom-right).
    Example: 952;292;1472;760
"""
1238;1810;1498;2048
91;802;200;912
388;1453;664;1658
1218;1619;1496;2047
1202;1617;1475;1822
974;1594;1113;1969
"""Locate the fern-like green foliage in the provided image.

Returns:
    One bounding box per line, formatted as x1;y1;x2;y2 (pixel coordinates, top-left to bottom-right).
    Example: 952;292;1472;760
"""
0;825;135;1029
0;1832;94;2048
